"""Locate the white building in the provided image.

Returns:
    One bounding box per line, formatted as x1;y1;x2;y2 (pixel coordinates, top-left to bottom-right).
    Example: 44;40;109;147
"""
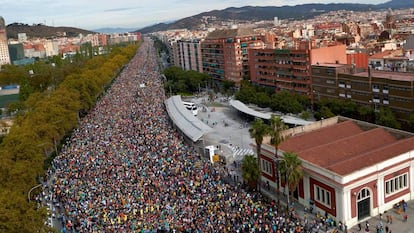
0;16;11;68
44;39;59;57
259;116;414;227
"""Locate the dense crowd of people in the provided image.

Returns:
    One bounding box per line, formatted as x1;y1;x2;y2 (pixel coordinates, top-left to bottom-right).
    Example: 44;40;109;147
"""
50;38;319;232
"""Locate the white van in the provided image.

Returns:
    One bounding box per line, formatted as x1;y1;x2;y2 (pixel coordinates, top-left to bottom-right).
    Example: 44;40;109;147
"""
182;101;198;116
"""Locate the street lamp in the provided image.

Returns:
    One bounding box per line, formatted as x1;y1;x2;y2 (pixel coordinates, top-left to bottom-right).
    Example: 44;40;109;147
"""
369;99;378;112
312;90;320;112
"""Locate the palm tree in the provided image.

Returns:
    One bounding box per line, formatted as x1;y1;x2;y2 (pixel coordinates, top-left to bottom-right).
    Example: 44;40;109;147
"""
269;115;288;191
241;154;260;190
268;115;288;157
278;151;304;207
249;118;269;170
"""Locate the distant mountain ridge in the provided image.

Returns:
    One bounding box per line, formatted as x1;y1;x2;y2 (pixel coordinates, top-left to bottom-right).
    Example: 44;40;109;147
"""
93;27;140;34
6;23;95;39
137;0;413;34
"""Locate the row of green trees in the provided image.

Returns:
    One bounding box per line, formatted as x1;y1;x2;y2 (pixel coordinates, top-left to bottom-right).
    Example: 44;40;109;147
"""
0;43;139;232
314;98;406;130
152;36;169;57
235;80;310;115
244;115;303;206
163;66;210;95
235;80;413;131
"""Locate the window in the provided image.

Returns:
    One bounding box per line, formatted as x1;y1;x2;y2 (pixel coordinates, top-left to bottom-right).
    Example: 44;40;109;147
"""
385;173;408;196
326;80;335;84
314;185;331;207
261;159;273;176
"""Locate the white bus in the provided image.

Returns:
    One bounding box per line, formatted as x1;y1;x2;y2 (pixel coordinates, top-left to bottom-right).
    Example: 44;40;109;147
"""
182;101;198;116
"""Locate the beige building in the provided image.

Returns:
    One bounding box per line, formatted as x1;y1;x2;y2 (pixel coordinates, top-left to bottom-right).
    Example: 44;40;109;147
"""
175;39;203;73
0;16;11;69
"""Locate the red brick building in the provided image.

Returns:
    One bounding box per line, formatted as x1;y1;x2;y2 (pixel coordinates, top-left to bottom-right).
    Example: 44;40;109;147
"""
259;116;414;227
248;41;346;99
201;28;264;86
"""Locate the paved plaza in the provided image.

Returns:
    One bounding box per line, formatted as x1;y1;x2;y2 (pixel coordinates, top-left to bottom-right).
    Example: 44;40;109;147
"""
185;95;255;164
186;95;414;232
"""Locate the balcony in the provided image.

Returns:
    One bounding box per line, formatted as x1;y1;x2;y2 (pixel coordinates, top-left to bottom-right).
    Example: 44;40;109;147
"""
276;70;292;76
383;89;389;94
277;83;293;89
291;57;308;62
274;63;291;68
256;80;276;86
292;71;309;77
277;77;292;83
372;88;380;93
258;73;276;79
292;79;310;85
294;86;310;92
293;65;308;70
383;100;389;105
338;84;346;88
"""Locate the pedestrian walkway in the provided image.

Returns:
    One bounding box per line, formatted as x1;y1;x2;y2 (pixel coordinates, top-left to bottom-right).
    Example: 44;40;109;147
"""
347;200;414;233
192;95;414;233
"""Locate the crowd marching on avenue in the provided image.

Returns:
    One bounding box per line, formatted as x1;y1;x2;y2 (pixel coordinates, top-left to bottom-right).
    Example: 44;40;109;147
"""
50;38;323;233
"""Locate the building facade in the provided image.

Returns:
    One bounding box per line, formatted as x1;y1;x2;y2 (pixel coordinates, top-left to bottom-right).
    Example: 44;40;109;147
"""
0;17;11;68
249;41;346;99
175;39;203;73
311;63;354;103
259;116;414;228
312;63;414;123
201;28;264;86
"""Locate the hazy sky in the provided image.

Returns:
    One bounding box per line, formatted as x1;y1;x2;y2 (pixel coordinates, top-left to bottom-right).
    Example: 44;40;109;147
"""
1;0;387;30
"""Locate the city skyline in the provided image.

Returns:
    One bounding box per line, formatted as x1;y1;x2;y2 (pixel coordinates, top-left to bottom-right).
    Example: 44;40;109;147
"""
1;0;387;31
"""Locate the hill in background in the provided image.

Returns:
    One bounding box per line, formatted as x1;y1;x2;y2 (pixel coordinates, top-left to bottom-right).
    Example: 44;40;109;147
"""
137;0;414;34
6;23;95;39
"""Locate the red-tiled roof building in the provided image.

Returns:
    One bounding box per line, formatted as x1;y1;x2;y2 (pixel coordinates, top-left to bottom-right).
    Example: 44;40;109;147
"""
259;116;414;227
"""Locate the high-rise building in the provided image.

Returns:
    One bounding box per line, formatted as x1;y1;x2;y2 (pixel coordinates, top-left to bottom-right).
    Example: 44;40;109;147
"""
201;28;264;86
0;16;11;68
175;39;203;73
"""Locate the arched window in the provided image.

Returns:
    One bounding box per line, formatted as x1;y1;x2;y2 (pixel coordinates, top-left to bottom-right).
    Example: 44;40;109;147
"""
357;187;370;201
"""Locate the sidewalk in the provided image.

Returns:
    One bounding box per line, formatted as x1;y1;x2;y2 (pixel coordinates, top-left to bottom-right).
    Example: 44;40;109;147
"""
194;96;414;233
347;200;414;233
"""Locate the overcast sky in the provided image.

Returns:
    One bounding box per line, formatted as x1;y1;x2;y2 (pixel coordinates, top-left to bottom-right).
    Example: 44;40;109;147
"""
0;0;387;30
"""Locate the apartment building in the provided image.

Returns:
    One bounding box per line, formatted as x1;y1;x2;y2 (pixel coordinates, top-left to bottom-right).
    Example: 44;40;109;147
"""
0;17;11;68
201;28;264;86
369;49;408;72
249;41;346;99
175;39;203;73
311;63;353;103
44;39;59;57
312;63;414;123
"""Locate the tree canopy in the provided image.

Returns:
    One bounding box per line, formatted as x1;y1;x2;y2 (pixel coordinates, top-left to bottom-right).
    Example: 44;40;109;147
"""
241;154;260;190
163;66;210;95
0;42;139;231
278;151;303;206
235;80;309;114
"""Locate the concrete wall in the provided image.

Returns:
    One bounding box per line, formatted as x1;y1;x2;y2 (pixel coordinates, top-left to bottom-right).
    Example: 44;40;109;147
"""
311;44;347;65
